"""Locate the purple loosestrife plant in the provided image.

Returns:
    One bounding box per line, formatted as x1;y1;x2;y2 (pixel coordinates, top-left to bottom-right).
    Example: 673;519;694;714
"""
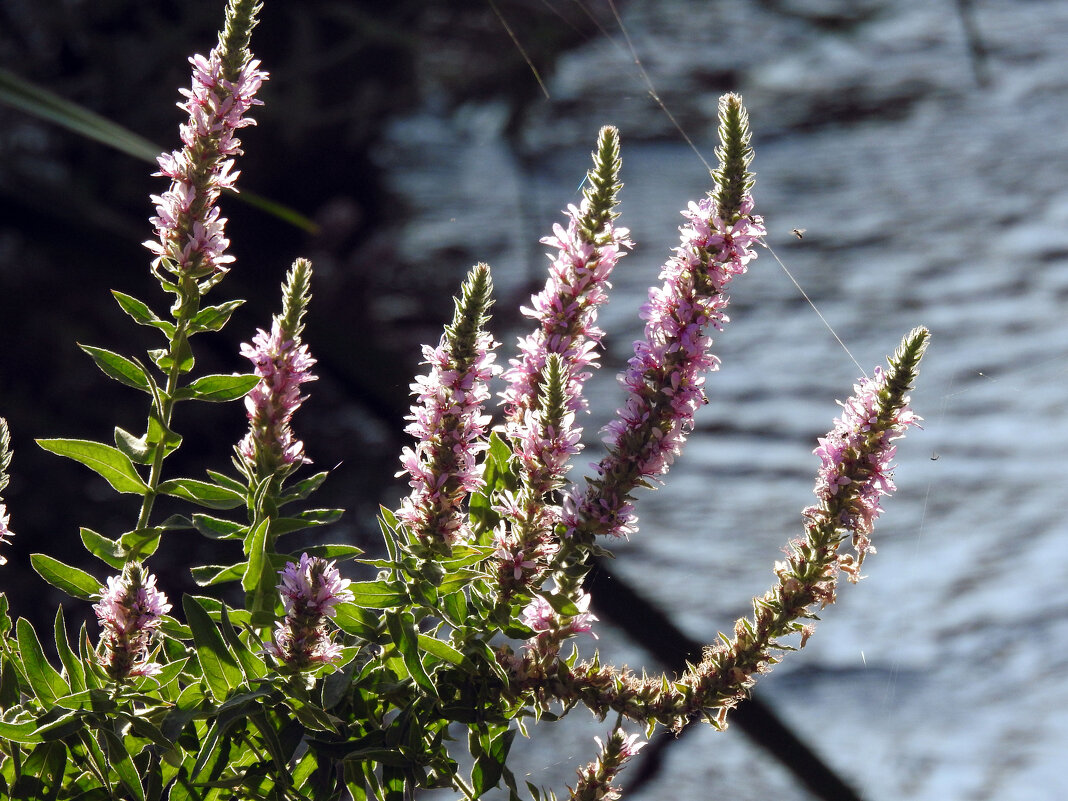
0;3;932;799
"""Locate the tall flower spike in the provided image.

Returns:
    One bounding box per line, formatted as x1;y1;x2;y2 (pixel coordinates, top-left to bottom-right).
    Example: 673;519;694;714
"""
266;553;354;670
0;417;12;566
495;127;630;594
93;563;172;681
564;94;765;545
143;0;266;286
237;258;318;480
397;264;500;553
504;329;929;732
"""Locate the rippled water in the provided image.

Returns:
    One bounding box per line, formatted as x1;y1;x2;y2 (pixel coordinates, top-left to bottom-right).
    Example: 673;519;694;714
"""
378;1;1068;798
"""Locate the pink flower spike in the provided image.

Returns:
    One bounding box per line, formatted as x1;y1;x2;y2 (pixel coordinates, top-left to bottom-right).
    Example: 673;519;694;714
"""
237;317;318;478
268;554;354;670
144;22;267;281
396;265;500;552
566;193;764;542
93;564;172;681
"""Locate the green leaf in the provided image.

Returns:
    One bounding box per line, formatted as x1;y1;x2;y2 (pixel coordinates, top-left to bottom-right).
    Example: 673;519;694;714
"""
79;528;126;570
37;438;148;494
33;709;83;741
333;603;380;639
441;592;468;628
118;527;163;562
291;543;363;561
347;581;407;609
148;337;194;374
386;612;435;696
30;554;102;601
183;596;244;701
54;608;86;694
192;514;247;541
471;728;515;799
242;519;270;594
189;300;244;333
53;688;116;713
175;373;259;403
0;652;22;707
78;345;152;392
114;427;154;464
0;716;42;744
285;695;338;734
278;471;329;504
100;728;145;801
190;563;245;588
158;615;193;641
438;569;484;595
542;592;580;617
269;508;345;536
147;413;183;458
17;618;69;704
110;291;175;336
205;470;247;494
416;634;467;668
157;478;244;510
219;607;266;681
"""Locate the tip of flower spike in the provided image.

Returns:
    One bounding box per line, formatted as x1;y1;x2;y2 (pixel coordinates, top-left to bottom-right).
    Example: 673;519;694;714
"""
712;94;756;224
579;126;624;243
447;264;495;368
882;326;931;410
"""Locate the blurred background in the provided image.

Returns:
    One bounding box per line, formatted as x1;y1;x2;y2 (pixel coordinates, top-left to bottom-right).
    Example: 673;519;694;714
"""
2;1;1067;799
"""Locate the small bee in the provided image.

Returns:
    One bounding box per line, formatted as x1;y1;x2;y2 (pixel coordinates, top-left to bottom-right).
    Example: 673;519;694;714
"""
790;228;807;240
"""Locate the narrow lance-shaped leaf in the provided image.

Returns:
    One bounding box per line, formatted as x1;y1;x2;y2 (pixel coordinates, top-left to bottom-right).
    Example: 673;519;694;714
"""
37;439;149;494
31;554;103;601
183;595;244;701
17;618;70;704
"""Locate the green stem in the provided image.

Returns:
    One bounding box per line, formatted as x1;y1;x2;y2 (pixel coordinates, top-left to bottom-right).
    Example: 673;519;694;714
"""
134;286;198;534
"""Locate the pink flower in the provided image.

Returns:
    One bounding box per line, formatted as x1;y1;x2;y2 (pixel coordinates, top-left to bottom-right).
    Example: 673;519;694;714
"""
267;554;354;670
237;319;317;477
143;45;267;279
93;564;172;680
522;589;599;643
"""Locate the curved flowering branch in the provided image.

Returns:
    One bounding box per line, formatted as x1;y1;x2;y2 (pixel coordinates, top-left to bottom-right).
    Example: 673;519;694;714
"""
495;127;631;596
93;563;172;681
0;417;12;566
505;328;929;731
563;95;765;549
266;553;354;671
143;0;267;286
397;264;500;553
237;258;318;481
